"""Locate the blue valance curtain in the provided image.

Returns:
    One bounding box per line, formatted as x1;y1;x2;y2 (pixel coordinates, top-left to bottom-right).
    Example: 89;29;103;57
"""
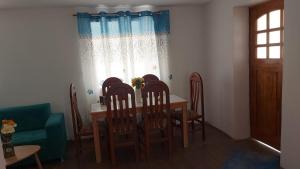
77;10;170;38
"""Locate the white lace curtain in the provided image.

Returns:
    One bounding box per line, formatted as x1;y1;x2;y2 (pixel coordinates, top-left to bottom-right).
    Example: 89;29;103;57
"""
77;11;171;106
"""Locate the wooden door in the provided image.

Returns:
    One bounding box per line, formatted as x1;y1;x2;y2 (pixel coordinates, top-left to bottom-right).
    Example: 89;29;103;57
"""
250;0;284;150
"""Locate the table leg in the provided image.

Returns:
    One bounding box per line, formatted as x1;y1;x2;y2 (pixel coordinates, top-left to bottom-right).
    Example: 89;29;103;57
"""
92;116;102;163
34;153;43;169
182;102;189;147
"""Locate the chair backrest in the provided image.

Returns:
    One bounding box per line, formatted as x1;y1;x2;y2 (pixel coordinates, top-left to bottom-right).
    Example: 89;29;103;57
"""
141;80;170;129
190;72;204;114
143;74;159;85
102;77;122;97
69;83;83;139
106;83;137;134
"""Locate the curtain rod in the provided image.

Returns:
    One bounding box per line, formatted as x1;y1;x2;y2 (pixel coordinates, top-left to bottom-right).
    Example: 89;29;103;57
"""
73;11;162;17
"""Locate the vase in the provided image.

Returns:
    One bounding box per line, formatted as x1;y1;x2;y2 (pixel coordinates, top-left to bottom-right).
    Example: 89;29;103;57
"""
1;133;15;158
135;88;142;103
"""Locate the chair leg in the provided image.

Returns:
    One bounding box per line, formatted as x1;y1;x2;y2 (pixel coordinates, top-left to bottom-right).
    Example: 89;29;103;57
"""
106;127;111;159
135;131;139;162
145;132;150;161
160;130;165;148
135;143;139;162
168;139;172;159
172;120;178;137
202;118;206;141
160;130;165;137
74;137;80;157
172;125;175;137
180;120;183;138
108;132;116;165
79;137;83;153
168;124;172;158
139;138;145;161
191;120;195;132
110;148;116;166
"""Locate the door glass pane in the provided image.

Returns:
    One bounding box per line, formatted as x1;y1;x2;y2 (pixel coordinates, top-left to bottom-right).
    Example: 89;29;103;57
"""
269;10;281;29
269;46;281;59
257;47;267;59
257;33;267;44
257;14;267;31
269;31;281;43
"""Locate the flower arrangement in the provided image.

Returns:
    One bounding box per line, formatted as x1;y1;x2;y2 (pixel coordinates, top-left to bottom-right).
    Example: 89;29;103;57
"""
1;119;17;158
131;77;144;89
1;120;17;135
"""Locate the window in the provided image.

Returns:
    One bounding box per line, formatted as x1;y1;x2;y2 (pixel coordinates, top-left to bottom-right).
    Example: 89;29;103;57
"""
77;11;170;96
90;17;161;85
256;10;283;59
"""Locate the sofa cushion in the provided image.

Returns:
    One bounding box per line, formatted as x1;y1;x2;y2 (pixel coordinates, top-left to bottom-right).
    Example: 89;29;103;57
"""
12;129;47;145
0;103;51;132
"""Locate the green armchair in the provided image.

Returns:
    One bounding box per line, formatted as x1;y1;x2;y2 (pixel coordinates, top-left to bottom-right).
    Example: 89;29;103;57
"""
0;103;67;162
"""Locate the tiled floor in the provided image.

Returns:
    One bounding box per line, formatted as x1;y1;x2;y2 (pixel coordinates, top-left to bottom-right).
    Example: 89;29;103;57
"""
24;125;279;169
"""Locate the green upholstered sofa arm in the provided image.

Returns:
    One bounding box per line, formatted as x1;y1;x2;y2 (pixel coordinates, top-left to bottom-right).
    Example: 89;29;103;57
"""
45;113;67;159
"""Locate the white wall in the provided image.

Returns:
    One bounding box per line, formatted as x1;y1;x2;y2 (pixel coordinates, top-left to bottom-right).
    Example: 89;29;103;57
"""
280;0;300;168
0;8;85;138
0;140;5;169
203;0;235;138
232;7;250;139
202;0;265;139
0;6;205;139
168;5;205;101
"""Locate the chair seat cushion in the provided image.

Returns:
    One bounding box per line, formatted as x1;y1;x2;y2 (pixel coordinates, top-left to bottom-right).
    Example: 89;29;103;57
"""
12;129;47;145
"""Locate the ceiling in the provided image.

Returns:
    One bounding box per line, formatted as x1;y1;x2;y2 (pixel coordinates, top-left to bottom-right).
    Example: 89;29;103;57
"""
0;0;211;9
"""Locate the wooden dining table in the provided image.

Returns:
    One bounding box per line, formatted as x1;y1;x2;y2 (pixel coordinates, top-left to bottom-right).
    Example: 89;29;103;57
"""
90;94;188;163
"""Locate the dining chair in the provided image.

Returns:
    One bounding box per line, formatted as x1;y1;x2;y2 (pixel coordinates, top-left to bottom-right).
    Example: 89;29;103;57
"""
142;74;159;84
172;72;206;141
140;80;172;160
106;83;139;165
102;77;122;97
69;83;93;155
